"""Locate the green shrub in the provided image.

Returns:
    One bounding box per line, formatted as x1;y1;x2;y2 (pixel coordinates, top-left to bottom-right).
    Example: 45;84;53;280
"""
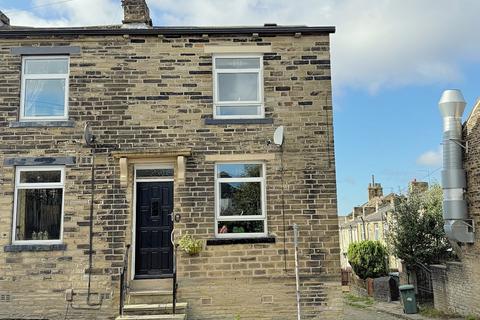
347;240;388;280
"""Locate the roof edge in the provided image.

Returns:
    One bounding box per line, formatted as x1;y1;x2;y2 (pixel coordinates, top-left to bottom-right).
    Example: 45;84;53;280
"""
0;25;335;37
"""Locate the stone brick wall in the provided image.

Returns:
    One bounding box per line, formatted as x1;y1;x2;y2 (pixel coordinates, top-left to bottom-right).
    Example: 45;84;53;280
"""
0;30;341;320
428;102;480;317
431;261;480;316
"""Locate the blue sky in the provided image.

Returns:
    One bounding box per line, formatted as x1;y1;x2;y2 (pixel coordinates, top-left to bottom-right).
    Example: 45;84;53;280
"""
2;0;479;215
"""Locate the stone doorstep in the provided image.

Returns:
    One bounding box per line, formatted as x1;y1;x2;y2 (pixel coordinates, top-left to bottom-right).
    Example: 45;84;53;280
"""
129;279;172;291
124;302;188;313
116;315;186;320
129;290;171;296
127;290;174;305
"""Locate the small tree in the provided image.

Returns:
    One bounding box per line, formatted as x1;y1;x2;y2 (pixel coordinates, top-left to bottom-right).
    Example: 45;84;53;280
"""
347;240;388;280
386;184;453;266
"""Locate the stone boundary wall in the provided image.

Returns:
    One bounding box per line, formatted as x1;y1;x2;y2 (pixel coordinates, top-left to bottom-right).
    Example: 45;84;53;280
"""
431;260;480;317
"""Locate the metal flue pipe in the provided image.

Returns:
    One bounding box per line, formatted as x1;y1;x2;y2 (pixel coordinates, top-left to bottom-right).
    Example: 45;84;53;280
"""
438;89;474;243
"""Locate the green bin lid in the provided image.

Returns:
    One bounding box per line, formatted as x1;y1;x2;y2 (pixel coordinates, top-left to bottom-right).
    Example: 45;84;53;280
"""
399;284;414;290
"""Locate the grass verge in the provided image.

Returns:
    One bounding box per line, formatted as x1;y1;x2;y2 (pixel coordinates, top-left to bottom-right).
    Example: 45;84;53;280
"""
344;293;374;309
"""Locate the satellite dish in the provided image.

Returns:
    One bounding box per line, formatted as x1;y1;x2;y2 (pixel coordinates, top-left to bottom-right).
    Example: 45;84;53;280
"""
273;126;284;146
83;122;96;147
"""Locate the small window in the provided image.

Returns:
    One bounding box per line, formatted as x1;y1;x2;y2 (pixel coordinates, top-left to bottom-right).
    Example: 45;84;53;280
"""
135;165;174;181
213;55;264;119
13;166;65;244
215;163;266;238
20;56;69;121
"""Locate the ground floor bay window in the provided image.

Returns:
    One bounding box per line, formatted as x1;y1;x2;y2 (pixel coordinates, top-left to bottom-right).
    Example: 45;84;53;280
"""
215;162;266;238
13;166;64;244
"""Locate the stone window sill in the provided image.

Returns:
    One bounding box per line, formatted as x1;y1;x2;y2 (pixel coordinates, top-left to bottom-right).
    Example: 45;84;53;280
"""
4;244;67;252
206;236;276;246
9;120;75;128
204;118;274;125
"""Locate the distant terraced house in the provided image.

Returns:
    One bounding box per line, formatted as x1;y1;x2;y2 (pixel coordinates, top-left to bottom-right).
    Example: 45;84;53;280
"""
338;179;429;271
0;1;341;319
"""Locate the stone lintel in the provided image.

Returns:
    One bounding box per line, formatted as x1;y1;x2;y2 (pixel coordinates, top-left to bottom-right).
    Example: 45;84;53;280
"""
4;156;76;167
10;46;81;55
205;153;275;162
204;45;272;54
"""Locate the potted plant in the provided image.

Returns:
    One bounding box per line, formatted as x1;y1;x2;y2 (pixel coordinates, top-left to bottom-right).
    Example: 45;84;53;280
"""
178;234;203;255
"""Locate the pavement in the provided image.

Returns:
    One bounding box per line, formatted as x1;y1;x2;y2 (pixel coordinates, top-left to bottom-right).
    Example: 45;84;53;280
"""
344;303;400;320
343;294;464;320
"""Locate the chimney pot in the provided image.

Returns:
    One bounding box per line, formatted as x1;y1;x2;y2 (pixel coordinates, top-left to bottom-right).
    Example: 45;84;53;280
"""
122;0;152;28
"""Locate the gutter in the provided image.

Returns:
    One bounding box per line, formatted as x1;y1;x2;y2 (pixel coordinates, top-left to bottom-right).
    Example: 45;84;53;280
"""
0;25;335;38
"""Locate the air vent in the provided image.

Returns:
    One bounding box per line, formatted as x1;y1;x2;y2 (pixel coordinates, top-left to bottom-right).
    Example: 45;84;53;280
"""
0;294;11;302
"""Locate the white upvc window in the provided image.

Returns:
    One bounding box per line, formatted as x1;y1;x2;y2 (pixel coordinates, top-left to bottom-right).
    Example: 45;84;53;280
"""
20;56;70;121
12;166;65;245
215;162;267;238
213;55;264;119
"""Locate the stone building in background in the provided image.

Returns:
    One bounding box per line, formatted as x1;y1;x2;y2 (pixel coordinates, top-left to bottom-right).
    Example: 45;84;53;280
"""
338;179;429;271
0;0;341;319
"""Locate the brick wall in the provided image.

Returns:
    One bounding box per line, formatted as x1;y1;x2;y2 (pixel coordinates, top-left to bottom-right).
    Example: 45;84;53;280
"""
0;31;341;319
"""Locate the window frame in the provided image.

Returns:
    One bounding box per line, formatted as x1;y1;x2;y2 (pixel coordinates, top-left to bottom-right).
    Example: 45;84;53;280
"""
214;162;267;238
213;54;264;119
12;166;66;245
20;55;70;121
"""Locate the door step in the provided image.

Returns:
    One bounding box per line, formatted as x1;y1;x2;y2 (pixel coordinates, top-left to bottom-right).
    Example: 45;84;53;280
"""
124;302;187;314
128;290;173;304
116;315;186;320
129;290;171;296
130;279;172;291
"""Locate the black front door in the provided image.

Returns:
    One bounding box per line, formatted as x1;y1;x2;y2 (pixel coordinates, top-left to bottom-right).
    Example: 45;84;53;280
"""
135;181;173;278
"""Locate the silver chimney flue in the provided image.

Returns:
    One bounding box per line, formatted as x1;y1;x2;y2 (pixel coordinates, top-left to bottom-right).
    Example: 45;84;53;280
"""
439;89;475;243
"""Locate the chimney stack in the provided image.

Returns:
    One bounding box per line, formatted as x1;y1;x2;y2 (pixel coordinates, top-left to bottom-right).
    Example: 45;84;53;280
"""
368;175;383;201
353;207;363;218
0;11;10;26
122;0;152;28
408;179;428;194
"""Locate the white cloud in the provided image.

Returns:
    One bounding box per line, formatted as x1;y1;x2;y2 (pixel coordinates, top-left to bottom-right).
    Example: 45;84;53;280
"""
4;0;480;92
417;147;442;167
5;0;122;27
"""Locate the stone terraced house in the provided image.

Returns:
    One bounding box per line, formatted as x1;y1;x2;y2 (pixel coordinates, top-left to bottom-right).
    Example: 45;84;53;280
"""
0;1;341;319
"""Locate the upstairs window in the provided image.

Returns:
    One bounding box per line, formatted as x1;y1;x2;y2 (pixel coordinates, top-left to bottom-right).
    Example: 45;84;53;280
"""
215;163;266;238
20;56;69;121
213;55;264;119
13;166;65;244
